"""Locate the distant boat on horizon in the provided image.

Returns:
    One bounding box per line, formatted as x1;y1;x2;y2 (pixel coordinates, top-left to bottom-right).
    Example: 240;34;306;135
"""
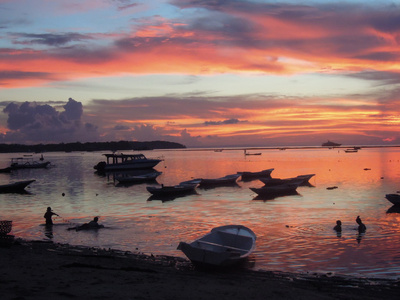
322;140;342;147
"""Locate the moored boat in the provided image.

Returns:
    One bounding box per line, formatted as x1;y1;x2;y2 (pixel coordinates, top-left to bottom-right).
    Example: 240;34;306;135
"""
146;183;198;197
199;174;241;187
10;157;50;169
115;171;162;184
0;180;35;193
94;153;162;172
385;194;400;206
250;182;301;196
177;225;256;267
260;174;315;186
237;168;274;181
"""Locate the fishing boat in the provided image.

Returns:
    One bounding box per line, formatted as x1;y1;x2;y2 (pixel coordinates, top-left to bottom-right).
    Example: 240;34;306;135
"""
385;194;400;206
146;183;198;197
244;150;262;156
259;174;315;186
0;180;35;193
177;225;256;267
250;182;301;196
199;174;241;187
94;153;162;172
115;171;162;184
237;168;274;180
10;157;50;169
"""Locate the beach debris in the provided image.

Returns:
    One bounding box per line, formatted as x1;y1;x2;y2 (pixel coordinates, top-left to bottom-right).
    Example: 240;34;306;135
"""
327;186;338;190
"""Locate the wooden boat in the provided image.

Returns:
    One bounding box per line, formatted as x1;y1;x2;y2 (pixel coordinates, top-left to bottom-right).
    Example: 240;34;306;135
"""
94;153;162;172
344;149;358;153
177;225;256;267
146;183;198;197
244;150;262;156
237;168;274;180
250;182;301;196
199;174;241;187
260;174;315;186
115;171;162;184
0;180;35;193
385;194;400;206
10;157;50;169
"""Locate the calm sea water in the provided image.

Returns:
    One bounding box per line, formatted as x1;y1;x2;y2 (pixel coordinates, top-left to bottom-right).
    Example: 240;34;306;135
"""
1;147;400;278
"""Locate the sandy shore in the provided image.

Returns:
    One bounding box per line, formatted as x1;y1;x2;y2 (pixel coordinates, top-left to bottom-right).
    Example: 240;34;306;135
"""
1;238;399;300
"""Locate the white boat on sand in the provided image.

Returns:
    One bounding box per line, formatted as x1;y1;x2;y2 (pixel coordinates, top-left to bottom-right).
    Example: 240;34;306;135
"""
177;225;256;267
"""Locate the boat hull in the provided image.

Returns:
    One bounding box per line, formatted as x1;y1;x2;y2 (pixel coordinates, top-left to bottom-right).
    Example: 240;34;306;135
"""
237;168;274;180
0;180;35;193
385;194;400;206
177;225;256;267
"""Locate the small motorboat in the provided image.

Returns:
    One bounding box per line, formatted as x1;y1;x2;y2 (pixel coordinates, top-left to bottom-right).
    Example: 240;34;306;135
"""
237;168;274;181
385;194;400;206
115;171;162;184
0;180;35;193
199;174;241;187
94;153;162;172
177;225;256;267
146;183;198;197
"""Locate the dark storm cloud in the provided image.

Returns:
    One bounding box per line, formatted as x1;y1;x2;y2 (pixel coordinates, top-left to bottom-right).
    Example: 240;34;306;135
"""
12;33;92;47
204;118;242;126
1;98;99;143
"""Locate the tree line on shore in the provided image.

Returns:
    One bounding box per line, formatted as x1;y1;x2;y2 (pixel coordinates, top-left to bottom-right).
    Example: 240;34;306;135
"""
0;140;186;153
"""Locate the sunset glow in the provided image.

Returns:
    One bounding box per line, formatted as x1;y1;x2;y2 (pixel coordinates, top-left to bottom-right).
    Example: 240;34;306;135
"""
0;0;399;147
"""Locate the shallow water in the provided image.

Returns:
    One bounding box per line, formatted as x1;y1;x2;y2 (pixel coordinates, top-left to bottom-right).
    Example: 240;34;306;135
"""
1;147;400;278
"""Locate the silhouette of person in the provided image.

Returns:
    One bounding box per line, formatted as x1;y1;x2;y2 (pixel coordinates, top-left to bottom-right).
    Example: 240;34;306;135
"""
71;217;104;231
333;220;342;232
356;216;366;233
44;207;59;225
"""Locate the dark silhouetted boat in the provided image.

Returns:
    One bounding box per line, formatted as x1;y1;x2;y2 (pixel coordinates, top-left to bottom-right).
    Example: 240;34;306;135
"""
94;153;162;172
385;194;400;206
237;168;274;181
0;180;35;193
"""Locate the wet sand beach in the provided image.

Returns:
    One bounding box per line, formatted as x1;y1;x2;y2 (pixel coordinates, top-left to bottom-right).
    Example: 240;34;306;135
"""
1;239;399;300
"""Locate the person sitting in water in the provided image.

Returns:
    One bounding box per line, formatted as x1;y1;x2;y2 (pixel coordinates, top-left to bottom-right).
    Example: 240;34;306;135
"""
356;216;366;233
333;220;342;232
44;207;59;225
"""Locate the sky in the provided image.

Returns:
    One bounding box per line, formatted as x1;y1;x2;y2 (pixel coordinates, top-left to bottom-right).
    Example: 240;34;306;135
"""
0;0;400;148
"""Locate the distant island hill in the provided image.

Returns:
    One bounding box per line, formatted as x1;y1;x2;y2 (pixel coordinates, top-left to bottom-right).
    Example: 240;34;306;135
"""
0;141;186;153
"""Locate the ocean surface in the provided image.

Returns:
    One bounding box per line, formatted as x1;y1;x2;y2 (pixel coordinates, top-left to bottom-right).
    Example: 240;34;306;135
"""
1;147;400;279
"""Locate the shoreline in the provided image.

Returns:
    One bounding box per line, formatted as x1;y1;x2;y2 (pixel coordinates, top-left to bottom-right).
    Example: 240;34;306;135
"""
1;238;399;299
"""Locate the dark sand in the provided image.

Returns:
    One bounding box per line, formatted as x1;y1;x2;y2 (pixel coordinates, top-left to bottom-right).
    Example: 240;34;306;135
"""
1;238;399;299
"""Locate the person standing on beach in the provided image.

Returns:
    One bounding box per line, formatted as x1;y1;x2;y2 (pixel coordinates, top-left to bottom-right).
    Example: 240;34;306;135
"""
356;216;366;233
44;207;59;225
